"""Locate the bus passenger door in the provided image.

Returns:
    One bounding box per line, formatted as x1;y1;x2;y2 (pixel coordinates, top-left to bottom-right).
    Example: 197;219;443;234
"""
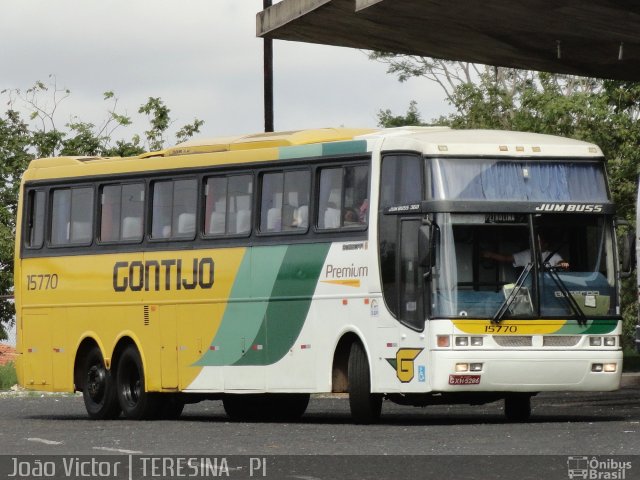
398;218;424;330
375;217;428;391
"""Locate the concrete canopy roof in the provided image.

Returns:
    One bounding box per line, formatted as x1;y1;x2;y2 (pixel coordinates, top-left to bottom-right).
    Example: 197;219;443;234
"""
257;0;640;81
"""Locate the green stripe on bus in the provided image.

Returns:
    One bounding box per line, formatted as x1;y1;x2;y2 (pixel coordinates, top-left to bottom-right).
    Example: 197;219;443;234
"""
278;140;368;160
194;246;288;366
195;243;331;367
279;144;323;159
233;242;331;366
555;318;618;335
322;140;368;157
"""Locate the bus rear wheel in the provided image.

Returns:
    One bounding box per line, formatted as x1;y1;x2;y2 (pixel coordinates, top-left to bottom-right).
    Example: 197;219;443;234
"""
348;342;382;424
81;346;121;420
116;345;160;420
504;394;532;422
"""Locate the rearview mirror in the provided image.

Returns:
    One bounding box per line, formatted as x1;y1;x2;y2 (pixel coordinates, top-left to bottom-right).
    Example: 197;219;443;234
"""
615;219;634;278
418;224;431;270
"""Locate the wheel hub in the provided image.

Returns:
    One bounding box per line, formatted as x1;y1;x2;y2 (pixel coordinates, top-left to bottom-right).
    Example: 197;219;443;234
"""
86;365;106;400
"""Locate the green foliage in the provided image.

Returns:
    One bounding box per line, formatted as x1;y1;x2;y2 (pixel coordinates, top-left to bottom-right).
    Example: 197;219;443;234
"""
0;80;205;337
176;119;205;145
377;100;425;128
374;59;640;347
623;348;640;372
0;111;32;339
0;362;17;390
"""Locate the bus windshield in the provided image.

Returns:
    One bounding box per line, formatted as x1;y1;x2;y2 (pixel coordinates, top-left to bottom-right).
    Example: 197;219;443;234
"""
430;158;609;202
431;213;616;319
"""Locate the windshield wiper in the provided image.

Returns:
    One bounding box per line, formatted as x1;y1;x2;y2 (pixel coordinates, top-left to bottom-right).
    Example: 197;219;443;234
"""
544;264;588;326
492;263;533;324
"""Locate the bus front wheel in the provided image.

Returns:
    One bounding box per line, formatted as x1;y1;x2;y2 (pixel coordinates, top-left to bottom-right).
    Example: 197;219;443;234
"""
116;345;160;420
348;342;382;424
81;346;121;420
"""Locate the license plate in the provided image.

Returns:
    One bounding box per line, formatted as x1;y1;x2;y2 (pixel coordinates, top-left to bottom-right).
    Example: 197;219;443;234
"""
448;375;481;385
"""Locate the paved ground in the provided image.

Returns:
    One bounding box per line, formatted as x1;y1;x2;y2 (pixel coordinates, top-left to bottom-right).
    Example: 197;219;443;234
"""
0;387;638;456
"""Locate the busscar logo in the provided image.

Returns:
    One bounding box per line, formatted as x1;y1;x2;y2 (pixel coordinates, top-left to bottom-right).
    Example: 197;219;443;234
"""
535;203;603;213
566;456;632;479
386;348;423;383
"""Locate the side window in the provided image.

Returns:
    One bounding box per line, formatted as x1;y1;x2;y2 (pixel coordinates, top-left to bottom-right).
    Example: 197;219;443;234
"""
318;165;369;230
151;178;197;240
51;187;94;246
380;155;422;208
204;174;253;236
25;190;45;248
100;183;145;242
260;170;310;233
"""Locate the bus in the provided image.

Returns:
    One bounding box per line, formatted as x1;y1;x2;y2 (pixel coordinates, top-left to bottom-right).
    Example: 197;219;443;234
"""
14;127;624;423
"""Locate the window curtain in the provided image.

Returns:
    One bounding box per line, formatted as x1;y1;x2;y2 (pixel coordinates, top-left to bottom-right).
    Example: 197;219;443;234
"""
432;159;608;202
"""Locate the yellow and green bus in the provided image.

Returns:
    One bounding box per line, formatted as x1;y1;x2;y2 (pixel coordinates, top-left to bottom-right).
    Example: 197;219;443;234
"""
15;127;623;422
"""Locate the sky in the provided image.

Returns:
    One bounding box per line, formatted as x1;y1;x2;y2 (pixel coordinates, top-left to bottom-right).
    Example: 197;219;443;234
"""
0;0;451;145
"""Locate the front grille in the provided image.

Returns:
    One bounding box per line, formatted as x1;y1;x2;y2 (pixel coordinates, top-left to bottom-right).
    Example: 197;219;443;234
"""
543;335;581;347
493;336;533;347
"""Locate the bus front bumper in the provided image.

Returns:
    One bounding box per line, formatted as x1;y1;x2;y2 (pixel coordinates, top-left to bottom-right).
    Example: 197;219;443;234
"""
429;349;622;392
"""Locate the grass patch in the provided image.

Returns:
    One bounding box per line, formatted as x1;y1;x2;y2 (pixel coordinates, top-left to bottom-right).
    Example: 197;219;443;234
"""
623;348;640;372
0;362;17;390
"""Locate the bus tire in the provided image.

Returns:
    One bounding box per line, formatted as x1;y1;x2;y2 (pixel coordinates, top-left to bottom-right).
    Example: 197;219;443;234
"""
504;394;531;422
81;346;121;420
116;345;160;420
348;342;382;424
263;394;309;421
222;394;253;421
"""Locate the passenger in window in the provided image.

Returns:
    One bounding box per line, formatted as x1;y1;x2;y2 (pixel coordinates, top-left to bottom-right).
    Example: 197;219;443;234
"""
482;234;569;269
358;198;369;223
343;208;359;225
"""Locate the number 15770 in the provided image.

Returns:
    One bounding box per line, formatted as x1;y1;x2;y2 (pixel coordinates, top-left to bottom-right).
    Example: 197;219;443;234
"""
484;325;518;333
26;274;59;291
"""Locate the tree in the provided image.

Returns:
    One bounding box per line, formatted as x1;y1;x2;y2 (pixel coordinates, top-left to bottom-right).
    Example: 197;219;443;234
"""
373;55;640;346
0;111;32;340
0;79;204;339
377;100;425;127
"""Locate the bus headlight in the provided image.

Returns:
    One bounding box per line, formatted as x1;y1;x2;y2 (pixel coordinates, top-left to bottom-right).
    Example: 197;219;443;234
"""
470;337;484;346
470;363;483;372
455;363;469;372
455;337;469;347
590;336;618;347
